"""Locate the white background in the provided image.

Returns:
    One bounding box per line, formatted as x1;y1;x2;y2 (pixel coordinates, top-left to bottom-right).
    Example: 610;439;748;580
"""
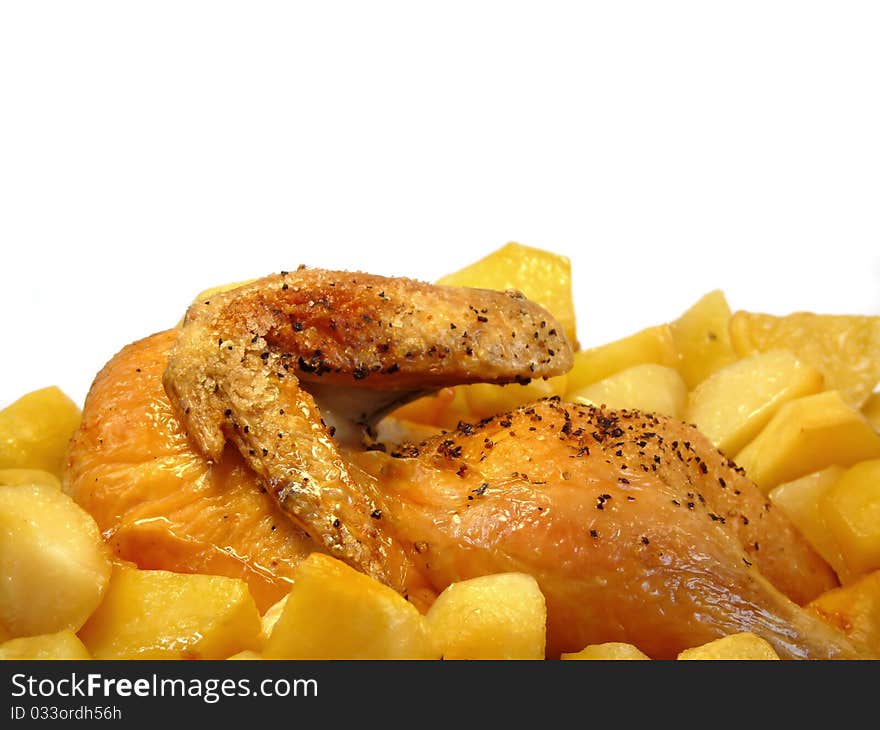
2;1;878;409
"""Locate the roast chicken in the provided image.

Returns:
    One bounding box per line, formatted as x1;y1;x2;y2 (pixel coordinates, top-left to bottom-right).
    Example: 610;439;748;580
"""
65;268;866;659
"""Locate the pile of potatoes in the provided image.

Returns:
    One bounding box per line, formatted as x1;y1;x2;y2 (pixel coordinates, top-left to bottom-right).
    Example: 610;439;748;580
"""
1;242;878;660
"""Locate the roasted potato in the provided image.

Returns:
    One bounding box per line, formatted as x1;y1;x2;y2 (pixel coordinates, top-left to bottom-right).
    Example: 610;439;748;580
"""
79;564;262;659
0;484;111;638
0;386;81;478
425;573;546;660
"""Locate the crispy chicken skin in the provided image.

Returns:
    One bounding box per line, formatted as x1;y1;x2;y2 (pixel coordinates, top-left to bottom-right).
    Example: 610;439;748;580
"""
65;268;866;658
350;401;852;659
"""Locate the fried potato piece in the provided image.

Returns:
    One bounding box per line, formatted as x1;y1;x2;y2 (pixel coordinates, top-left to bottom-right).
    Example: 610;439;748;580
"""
670;289;737;388
685;350;824;457
79;564;262;659
571;364;687;419
809;570;880;656
821;459;880;577
226;650;263;660
263;553;437;660
565;324;679;395
401;242;576;427
0;630;90;660
259;595;288;646
0;468;60;489
769;467;851;583
0;386;81;478
677;632;780;660
561;642;650;660
437;241;578;348
395;376;569;430
733;390;880;492
863;392;880;432
729;311;880;408
0;485;111;638
425;573;546;660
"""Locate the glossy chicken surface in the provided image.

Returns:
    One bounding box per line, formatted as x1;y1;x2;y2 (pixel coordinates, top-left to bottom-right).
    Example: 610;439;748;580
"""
64;329;318;612
352;401;853;658
65;269;867;658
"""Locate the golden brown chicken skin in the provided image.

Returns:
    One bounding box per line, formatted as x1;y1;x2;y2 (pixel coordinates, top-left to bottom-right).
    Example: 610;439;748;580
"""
64;329;320;612
163;268;574;593
350;399;854;659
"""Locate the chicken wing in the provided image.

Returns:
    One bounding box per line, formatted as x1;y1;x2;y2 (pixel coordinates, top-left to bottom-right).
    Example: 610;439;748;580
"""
163;268;572;591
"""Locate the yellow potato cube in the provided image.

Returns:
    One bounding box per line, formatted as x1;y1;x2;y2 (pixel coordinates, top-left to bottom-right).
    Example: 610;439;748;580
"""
733;390;880;492
393;375;568;430
436;242;578;348
769;467;851;583
685;350;825;457
0;630;90;660
259;594;288;646
226;650;263;660
670;289;737;388
863;392;880;433
571;364;687;419
0;468;61;489
677;632;780;660
461;374;568;422
425;573;546;660
391;386;473;430
561;642;650;660
565;324;679;395
263;553;437;659
0;485;111;637
729;311;880;408
78;564;262;659
821;459;880;577
0;386;81;478
808;570;880;656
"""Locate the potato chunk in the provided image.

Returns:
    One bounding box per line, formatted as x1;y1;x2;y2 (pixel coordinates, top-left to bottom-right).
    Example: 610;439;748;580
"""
685;350;824;457
561;642;650;660
808;570;880;656
670;289;737;388
733;390;880;492
226;650;263;660
0;468;61;489
0;485;111;637
571;364;687;419
565;324;679;395
821;459;880;577
0;386;81;478
425;573;546;660
729;311;880;408
79;564;262;659
769;467;850;583
863;392;880;433
263;553;437;659
0;630;90;660
259;595;288;646
460;375;568;422
437;241;578;347
677;632;780;660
